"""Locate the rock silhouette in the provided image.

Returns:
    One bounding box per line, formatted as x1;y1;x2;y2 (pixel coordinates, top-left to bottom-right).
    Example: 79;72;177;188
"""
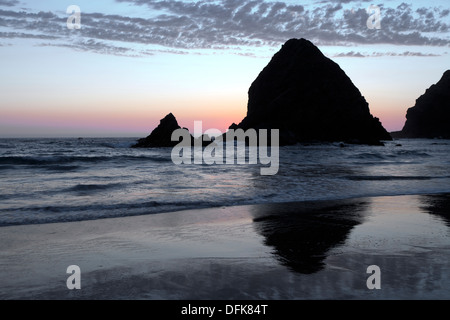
132;113;187;148
393;70;450;139
133;113;213;148
232;38;392;145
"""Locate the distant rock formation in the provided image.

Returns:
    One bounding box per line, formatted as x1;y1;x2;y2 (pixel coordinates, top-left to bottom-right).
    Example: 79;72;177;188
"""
232;38;392;145
132;113;187;148
133;113;213;148
393;70;450;139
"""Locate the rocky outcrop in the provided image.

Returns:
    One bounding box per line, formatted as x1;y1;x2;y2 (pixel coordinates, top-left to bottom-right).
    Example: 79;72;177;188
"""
232;38;392;145
133;113;214;148
132;113;188;148
397;70;450;139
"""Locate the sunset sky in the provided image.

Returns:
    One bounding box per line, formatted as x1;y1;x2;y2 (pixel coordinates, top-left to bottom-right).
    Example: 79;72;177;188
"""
1;0;449;137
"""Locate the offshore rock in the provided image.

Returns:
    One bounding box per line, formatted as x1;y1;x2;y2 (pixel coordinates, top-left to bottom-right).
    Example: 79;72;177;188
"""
132;113;188;148
233;38;392;145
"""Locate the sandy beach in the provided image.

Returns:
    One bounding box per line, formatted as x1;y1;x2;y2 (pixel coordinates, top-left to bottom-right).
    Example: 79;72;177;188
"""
0;193;449;300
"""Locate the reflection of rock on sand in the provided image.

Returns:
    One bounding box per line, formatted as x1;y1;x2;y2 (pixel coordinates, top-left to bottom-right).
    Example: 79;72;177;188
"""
252;200;369;274
420;194;450;227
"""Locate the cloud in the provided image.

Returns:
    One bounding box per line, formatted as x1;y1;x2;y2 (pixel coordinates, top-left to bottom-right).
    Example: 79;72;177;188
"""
440;9;450;18
0;31;60;40
38;39;136;57
334;51;365;57
0;1;449;57
114;0;450;47
384;51;441;57
333;50;442;58
315;0;371;3
0;0;19;7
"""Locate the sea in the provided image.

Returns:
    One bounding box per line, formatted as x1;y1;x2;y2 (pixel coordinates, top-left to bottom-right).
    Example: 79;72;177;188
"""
1;137;450;226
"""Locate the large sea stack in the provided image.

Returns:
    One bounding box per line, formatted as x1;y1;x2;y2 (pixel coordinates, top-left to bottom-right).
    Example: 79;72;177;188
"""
232;38;392;145
394;70;450;139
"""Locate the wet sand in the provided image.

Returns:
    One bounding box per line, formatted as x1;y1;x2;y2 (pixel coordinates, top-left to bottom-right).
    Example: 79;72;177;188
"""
0;194;449;300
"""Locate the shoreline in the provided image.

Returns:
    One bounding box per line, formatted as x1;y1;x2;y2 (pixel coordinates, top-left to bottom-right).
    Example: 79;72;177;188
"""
1;193;449;300
3;189;450;228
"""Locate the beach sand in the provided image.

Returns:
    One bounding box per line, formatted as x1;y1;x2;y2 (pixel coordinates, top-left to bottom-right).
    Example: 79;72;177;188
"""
0;194;449;300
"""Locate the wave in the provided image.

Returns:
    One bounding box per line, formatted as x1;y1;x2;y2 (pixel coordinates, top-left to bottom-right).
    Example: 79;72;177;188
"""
350;150;432;161
44;165;81;171
350;152;386;160
388;150;431;158
98;141;136;148
0;155;107;165
66;183;125;193
431;142;449;146
0;200;216;226
343;175;445;181
3;189;450;227
0;155;172;166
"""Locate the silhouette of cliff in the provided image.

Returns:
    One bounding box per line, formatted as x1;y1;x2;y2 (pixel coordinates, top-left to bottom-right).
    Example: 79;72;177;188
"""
395;70;450;139
233;38;392;145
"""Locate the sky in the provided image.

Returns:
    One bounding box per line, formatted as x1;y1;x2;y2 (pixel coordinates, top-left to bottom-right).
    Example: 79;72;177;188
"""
0;0;449;137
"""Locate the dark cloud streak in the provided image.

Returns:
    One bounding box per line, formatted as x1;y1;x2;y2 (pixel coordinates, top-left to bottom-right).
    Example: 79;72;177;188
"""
334;50;442;57
0;0;19;7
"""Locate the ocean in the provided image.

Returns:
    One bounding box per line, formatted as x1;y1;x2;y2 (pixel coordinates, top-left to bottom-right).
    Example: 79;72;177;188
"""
1;137;450;226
